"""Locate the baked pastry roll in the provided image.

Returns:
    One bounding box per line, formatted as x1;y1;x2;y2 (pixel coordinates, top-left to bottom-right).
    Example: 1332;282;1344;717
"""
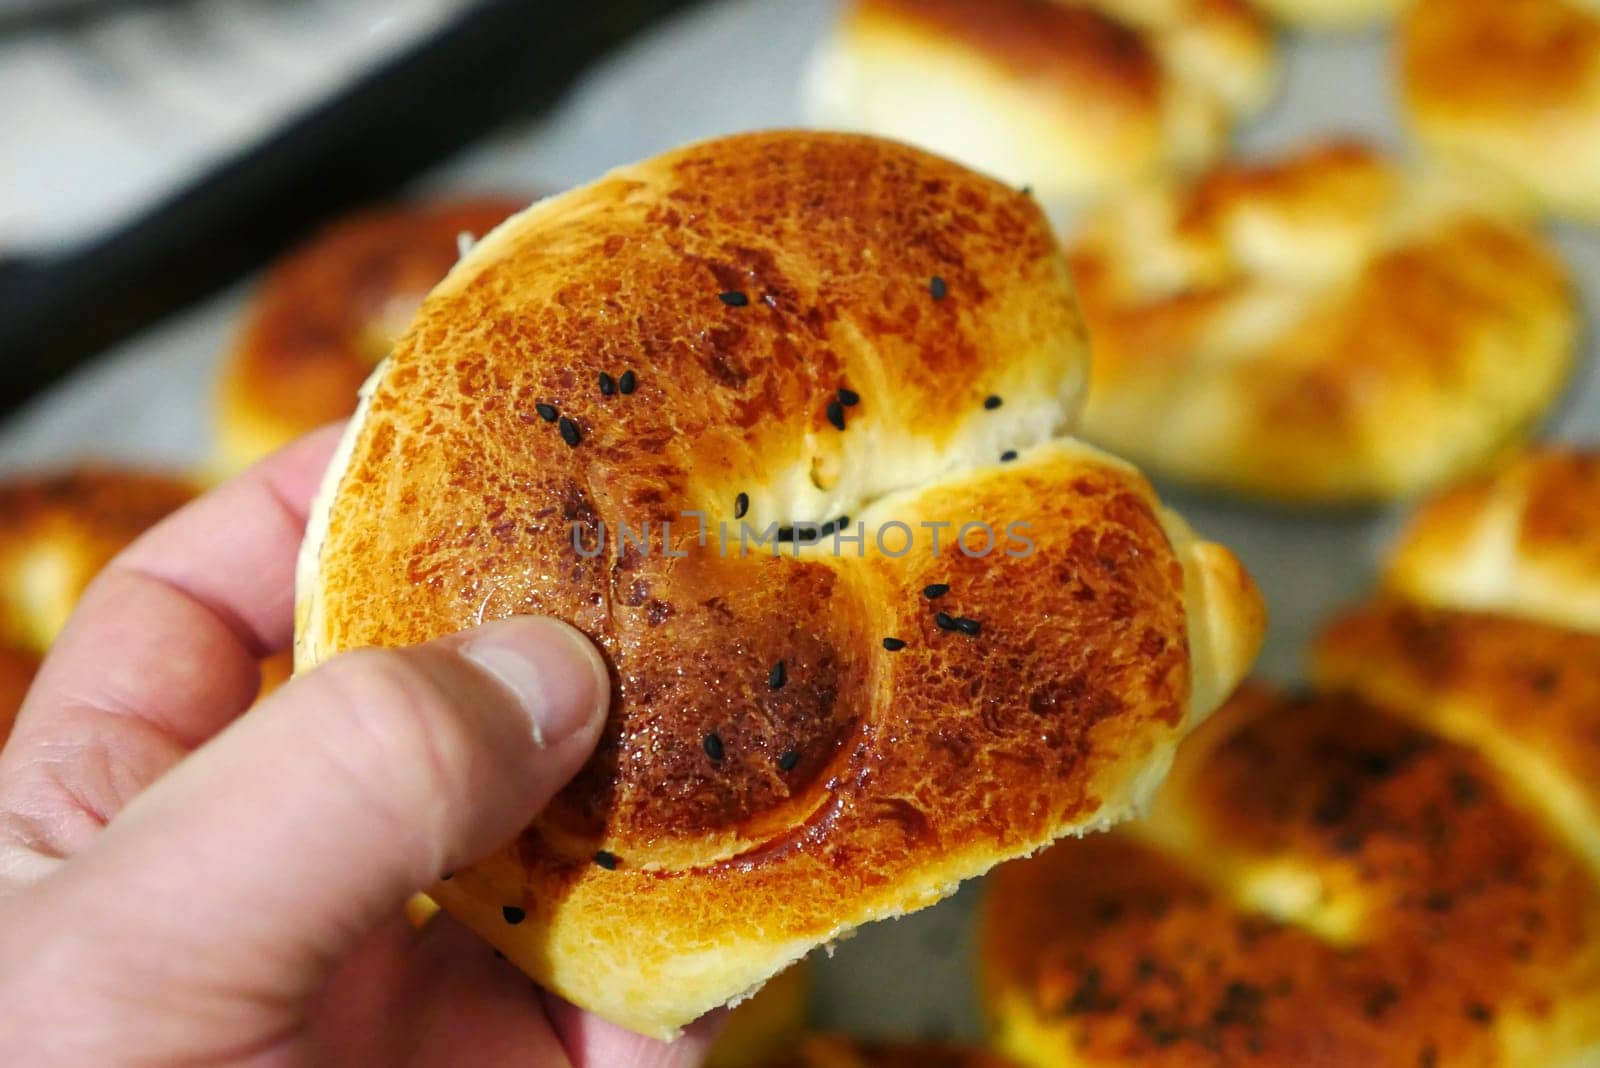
295;131;1265;1038
1069;142;1575;503
804;0;1275;206
1402;0;1600;222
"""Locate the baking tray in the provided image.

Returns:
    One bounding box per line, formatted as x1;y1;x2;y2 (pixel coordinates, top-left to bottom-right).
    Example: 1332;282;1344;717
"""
3;0;1597;1043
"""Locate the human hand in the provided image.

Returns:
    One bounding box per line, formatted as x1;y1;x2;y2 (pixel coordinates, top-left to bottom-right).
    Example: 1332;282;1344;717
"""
0;427;718;1066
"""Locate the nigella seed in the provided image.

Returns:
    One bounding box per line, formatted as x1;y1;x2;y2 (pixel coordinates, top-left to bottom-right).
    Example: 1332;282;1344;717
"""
826;399;846;431
593;850;620;870
838;387;861;407
704;732;725;762
930;275;948;301
768;661;787;690
954;616;982;636
598;372;615;396
502;905;526;925
778;749;801;772
535;402;558;423
935;612;957;631
558;416;581;447
984;395;1003;410
719;290;749;307
618;369;637;394
1001;450;1019;462
924;583;950;599
882;637;907;651
734;491;750;519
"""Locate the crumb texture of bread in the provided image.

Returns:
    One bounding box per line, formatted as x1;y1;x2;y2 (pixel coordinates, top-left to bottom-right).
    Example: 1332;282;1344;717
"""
803;0;1275;205
1069;141;1574;502
295;131;1265;1038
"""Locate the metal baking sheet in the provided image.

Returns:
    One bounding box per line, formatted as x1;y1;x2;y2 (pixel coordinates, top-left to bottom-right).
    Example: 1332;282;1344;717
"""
4;0;1597;1043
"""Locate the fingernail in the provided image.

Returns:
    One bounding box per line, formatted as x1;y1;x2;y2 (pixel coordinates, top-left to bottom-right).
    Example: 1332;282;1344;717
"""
459;618;610;747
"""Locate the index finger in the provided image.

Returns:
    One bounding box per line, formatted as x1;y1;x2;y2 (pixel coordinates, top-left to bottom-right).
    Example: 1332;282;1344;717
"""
0;426;342;871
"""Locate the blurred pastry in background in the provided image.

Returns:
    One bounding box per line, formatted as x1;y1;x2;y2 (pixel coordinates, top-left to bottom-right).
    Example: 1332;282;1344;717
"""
1401;0;1600;222
1381;446;1600;633
756;1035;1017;1067
1252;0;1407;30
214;196;527;473
0;468;196;743
707;962;812;1068
1317;444;1600;867
1068;141;1575;503
803;0;1276;209
980;681;1600;1066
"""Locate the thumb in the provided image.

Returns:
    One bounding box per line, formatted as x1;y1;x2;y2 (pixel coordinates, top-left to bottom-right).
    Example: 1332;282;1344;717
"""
50;616;609;1001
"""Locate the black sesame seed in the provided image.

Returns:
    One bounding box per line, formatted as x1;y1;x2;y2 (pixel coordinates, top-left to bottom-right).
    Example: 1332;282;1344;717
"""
984;395;1003;410
768;661;787;690
930;275;948;301
954;616;982;636
734;492;750;519
1021;184;1034;196
935;612;957;631
882;637;906;651
704;732;725;762
440;871;453;881
593;850;619;870
619;369;637;394
719;290;749;307
535;402;558;423
502;905;526;925
493;949;506;960
558;416;581;447
599;372;615;396
838;387;861;407
778;749;801;772
1000;450;1019;463
924;583;950;599
826;399;846;431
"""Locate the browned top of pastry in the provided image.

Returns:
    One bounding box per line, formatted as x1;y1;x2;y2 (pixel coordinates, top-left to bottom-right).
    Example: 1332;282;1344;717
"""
298;131;1264;1036
982;685;1600;1066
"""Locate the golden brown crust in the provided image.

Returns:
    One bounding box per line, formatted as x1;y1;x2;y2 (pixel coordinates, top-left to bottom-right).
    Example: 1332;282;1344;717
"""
1070;141;1575;502
981;685;1600;1067
806;0;1275;203
0;468;197;653
1401;0;1600;220
1315;600;1600;874
1385;447;1600;631
215;197;525;472
856;0;1163;106
758;1035;1016;1068
298;131;1264;1037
